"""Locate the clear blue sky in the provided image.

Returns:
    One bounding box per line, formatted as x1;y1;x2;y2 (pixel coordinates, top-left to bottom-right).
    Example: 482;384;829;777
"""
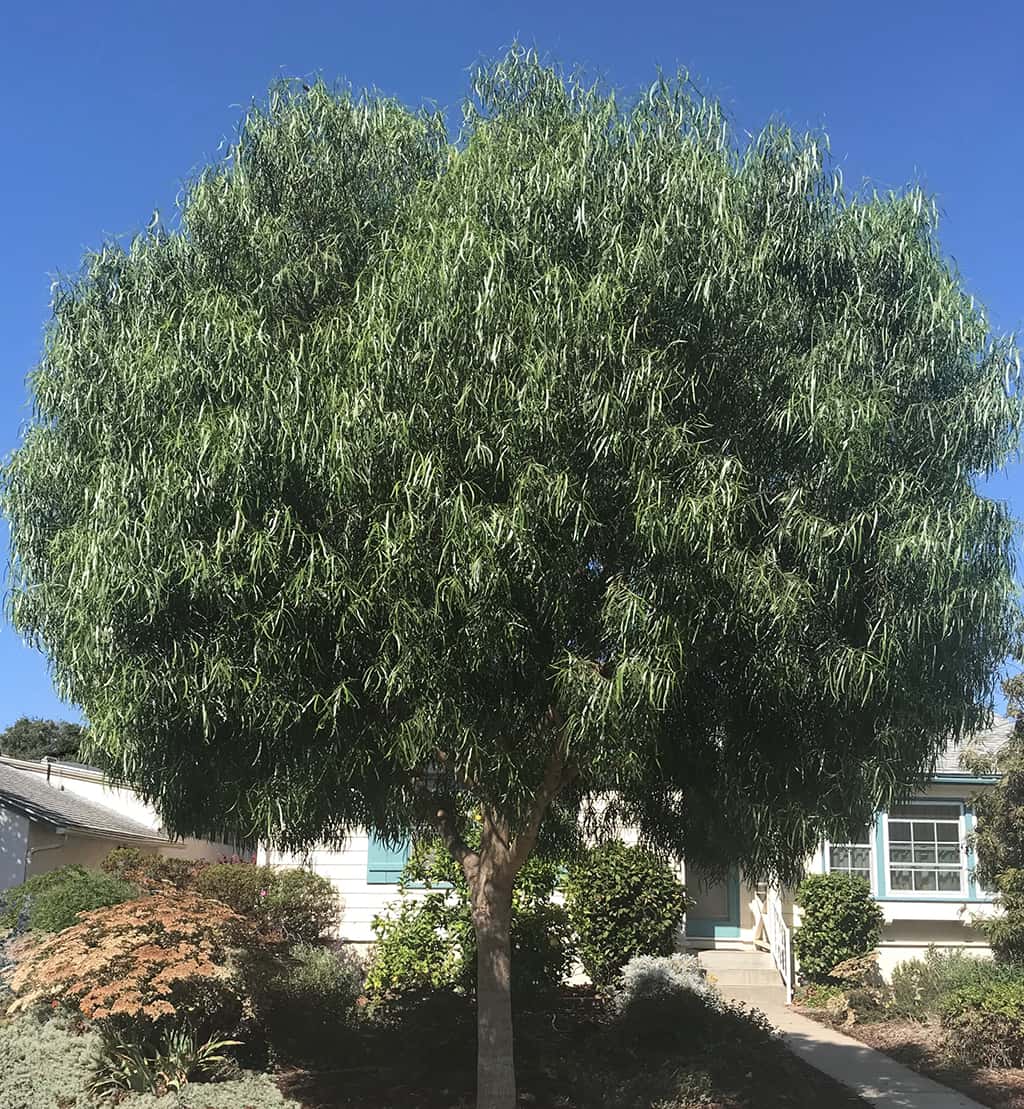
1;0;1021;729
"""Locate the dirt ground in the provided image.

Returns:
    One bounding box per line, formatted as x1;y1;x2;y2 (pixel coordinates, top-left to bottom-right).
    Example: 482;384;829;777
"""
279;989;869;1109
806;1012;1024;1109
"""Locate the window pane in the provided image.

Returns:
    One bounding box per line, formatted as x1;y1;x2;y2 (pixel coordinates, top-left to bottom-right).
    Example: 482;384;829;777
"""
851;847;870;868
852;868;871;882
914;845;937;864
936;824;960;842
890;845;913;864
914;871;938;891
891;869;913;890
938;870;962;892
830;847;850;869
888;821;911;841
910;822;935;843
937;846;960;865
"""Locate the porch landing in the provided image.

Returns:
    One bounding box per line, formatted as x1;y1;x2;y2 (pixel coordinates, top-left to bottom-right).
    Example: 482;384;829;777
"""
702;951;984;1108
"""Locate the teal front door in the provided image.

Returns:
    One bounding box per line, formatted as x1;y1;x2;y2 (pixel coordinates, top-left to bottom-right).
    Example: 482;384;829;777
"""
685;867;741;939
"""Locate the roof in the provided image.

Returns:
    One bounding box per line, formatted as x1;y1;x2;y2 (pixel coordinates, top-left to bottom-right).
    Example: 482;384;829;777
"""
934;715;1016;776
0;760;168;843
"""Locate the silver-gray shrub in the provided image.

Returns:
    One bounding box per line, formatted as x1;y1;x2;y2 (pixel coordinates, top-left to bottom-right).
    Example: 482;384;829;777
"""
0;1013;103;1109
612;953;723;1015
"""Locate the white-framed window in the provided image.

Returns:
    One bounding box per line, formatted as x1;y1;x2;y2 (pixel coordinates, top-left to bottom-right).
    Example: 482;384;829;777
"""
884;802;965;895
825;827;873;888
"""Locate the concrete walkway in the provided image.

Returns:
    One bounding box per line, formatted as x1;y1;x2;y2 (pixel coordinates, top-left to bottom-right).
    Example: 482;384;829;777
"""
699;951;986;1108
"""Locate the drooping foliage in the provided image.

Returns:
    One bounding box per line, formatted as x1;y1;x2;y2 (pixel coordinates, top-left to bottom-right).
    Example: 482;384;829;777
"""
3;49;1020;882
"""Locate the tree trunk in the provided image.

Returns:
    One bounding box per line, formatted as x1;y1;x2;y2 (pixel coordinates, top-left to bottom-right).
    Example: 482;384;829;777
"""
470;862;516;1109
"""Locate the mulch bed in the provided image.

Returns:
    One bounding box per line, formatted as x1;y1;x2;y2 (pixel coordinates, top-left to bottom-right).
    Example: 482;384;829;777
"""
796;1008;1024;1109
279;988;870;1108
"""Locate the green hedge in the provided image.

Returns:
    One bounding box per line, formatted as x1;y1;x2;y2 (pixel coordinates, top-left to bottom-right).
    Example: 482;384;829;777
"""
194;864;339;942
941;978;1024;1067
793;873;883;983
563;841;687;986
0;865;138;934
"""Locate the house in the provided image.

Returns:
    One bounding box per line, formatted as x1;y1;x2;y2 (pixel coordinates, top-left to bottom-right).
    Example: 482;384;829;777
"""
0;754;240;893
260;717;1014;989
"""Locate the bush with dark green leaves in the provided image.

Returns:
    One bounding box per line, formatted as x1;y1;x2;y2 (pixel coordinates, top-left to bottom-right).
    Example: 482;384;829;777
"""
793;873;884;984
194;863;339;942
0;865;138;934
941;978;1024;1067
564;841;687;985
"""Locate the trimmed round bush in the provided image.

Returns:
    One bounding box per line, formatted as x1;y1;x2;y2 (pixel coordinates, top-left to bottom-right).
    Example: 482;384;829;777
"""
564;841;687;985
195;863;339;942
0;864;138;934
793;873;884;984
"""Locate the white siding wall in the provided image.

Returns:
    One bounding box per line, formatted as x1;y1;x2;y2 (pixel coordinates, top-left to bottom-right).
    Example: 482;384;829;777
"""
0;804;30;891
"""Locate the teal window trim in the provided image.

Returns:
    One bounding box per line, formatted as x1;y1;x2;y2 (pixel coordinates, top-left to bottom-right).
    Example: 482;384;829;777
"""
878;797;972;900
367;834;411;884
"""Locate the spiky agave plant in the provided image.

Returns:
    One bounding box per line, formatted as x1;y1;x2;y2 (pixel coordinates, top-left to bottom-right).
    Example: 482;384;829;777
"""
5;47;1021;1109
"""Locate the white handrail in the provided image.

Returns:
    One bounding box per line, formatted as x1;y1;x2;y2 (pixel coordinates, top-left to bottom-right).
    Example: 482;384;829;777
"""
764;889;794;1005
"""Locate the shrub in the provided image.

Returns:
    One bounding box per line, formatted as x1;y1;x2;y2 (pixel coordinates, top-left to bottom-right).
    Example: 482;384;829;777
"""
941;979;1024;1066
91;1029;241;1097
102;847;207;892
564;841;687;985
8;893;254;1041
611;954;773;1054
194;863;339;942
123;1072;299;1107
793;873;883;983
0;1014;296;1109
973;868;1024;963
257;942;365;1063
365;841;572;1002
889;946;1006;1018
0;865;138;934
611;953;720;1015
795;981;844;1009
366;895;465;997
0;1012;103;1109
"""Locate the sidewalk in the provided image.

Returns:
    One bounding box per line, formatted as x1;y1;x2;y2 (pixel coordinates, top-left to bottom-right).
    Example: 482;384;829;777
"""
721;984;986;1108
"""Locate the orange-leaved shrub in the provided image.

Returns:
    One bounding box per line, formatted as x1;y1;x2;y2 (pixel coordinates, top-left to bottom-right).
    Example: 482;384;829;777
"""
8;893;256;1039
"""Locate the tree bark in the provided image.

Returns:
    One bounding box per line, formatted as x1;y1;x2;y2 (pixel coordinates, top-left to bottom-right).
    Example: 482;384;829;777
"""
469;858;516;1109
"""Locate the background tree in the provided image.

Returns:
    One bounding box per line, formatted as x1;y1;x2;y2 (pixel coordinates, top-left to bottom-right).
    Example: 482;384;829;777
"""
3;50;1020;1108
0;717;84;762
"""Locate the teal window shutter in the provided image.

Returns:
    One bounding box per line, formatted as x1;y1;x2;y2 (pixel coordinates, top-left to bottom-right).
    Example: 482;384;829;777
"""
367;833;410;884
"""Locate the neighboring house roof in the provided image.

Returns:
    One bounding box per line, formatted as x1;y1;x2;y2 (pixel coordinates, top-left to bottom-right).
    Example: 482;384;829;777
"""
934;714;1015;776
0;760;168;844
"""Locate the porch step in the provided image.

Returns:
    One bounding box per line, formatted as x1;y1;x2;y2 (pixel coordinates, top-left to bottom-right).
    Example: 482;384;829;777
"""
698;950;784;989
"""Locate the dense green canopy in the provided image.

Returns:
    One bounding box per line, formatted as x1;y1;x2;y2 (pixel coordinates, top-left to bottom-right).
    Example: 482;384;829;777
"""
5;51;1020;881
0;717;84;763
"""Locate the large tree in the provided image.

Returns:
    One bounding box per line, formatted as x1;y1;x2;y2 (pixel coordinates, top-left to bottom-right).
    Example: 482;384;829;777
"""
3;51;1020;1108
0;717;84;762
